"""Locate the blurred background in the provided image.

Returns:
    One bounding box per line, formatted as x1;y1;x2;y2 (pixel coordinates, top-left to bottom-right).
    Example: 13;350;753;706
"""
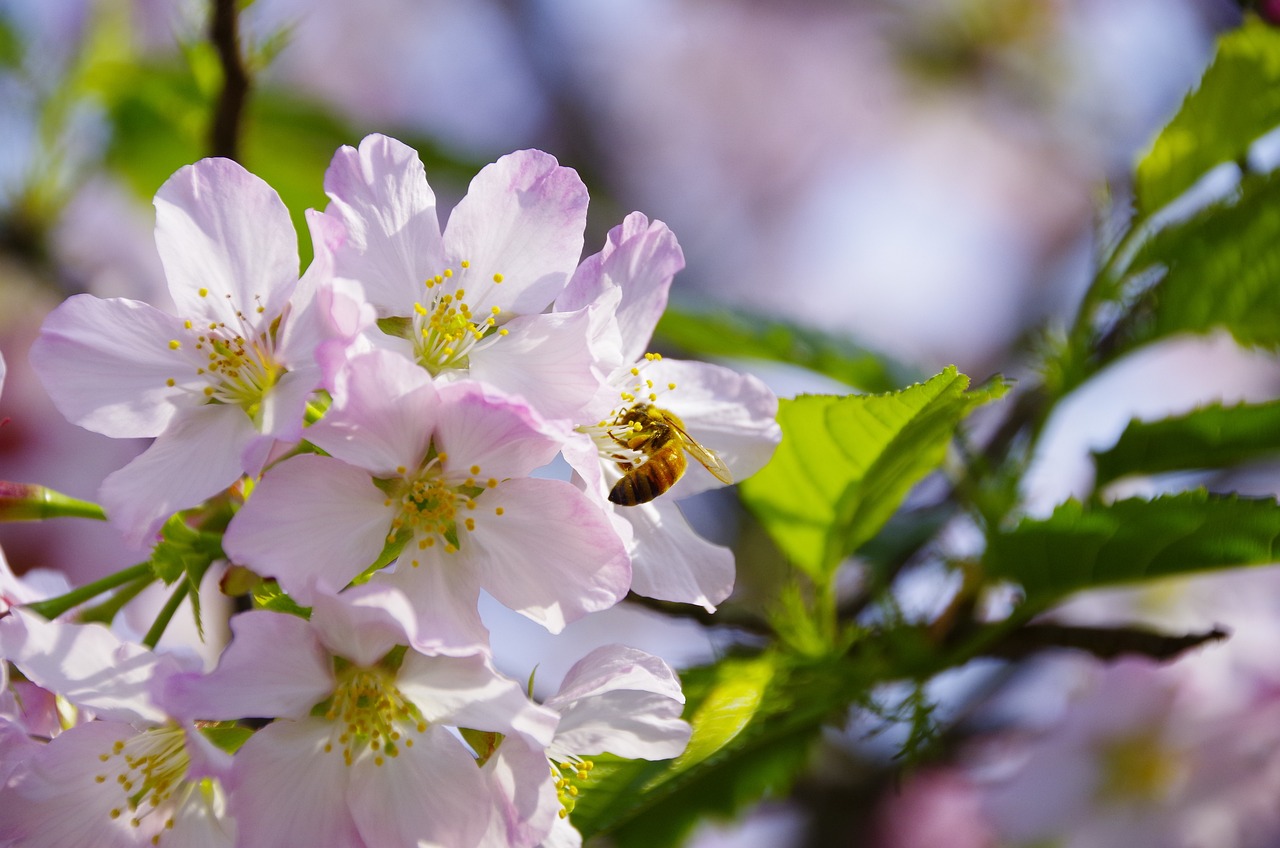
4;0;1280;846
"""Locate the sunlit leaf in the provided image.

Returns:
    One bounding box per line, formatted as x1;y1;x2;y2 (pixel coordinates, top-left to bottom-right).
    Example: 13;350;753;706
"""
985;491;1280;605
1135;17;1280;217
573;651;868;847
740;367;1007;580
656;306;918;393
1128;169;1280;349
1094;399;1280;486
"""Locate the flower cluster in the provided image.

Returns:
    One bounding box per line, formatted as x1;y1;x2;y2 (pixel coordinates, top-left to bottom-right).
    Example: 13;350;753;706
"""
0;135;780;846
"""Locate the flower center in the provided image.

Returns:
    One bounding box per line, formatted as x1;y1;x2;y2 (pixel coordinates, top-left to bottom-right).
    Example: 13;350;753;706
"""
323;666;423;767
1096;730;1184;804
551;756;595;819
580;353;678;467
167;304;283;423
410;262;509;376
94;725;198;842
384;453;503;561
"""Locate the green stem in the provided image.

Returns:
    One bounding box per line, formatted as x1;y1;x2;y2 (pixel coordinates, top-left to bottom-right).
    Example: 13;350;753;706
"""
143;581;191;649
77;574;156;625
24;562;153;620
0;482;107;522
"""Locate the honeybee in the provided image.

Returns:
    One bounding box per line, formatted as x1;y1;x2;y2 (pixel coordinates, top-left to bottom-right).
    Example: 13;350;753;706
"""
606;404;733;506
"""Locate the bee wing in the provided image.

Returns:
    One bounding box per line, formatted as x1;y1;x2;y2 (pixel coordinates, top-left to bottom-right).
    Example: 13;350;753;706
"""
669;421;734;485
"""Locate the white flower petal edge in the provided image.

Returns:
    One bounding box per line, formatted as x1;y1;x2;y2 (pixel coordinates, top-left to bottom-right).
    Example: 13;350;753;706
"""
0;608;190;725
442;148;589;317
100;403;259;548
318;133;446;315
162;610;334;722
155;158;300;328
546;644;691;762
222;454;394;604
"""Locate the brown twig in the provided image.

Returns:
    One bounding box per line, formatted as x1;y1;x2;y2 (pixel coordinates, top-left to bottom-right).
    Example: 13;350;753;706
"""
209;0;250;161
975;622;1230;663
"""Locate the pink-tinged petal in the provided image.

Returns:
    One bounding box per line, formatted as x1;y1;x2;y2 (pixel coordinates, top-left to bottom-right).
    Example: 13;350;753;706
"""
223;455;393;602
248;367;316;463
29;294;193;437
466;478;630;632
162;611;333;721
560;212;684;364
307;349;437;474
633;357;781;499
443;150;588;316
480;737;562;848
543;816;586;848
376;550;491;656
0;609;181;724
550;644;684;706
0;721;163;848
309;583;418;667
433;380;562;480
624;497;735;610
0;717;42;785
275;210;338;367
348;723;489;848
229;719;367;848
547;645;690;761
320;134;445;314
0;348;5;396
100;403;256;548
468;308;606;421
398;652;558;747
166;783;236;848
155;158;299;328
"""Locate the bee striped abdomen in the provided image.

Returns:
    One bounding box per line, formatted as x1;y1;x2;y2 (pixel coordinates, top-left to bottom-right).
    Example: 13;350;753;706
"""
608;445;687;506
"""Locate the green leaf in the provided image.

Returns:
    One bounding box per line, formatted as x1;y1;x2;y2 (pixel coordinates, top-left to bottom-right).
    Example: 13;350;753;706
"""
572;651;867;846
740;367;1008;580
985;491;1280;605
1135;17;1280;218
1094;399;1280;486
655;306;918;393
1129;168;1280;349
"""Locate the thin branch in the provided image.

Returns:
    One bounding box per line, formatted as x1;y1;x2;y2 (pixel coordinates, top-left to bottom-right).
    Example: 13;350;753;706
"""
209;0;250;161
975;622;1230;663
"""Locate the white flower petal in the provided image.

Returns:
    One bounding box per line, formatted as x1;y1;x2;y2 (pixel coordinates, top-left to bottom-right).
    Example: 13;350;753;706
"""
397;652;557;747
560;212;684;365
468;308;605;421
155;158;299;328
623;497;735;610
480;737;562;848
0;610;179;723
307;349;437;474
376;550;491;656
319;133;445;314
467;478;630;632
433;380;562;480
223;454;394;602
444;150;588;316
29;294;192;437
228;719;364;848
309;583;418;668
162;610;333;721
100;403;257;548
347;723;490;848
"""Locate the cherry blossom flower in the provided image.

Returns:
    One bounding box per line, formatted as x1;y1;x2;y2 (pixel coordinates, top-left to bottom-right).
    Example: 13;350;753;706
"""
480;643;691;848
311;133;604;420
223;348;630;653
163;584;559;848
0;610;235;848
558;213;781;609
29;158;331;547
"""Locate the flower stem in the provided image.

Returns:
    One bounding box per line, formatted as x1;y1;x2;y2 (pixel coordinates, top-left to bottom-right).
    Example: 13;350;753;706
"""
24;561;153;620
143;580;191;649
0;482;107;522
